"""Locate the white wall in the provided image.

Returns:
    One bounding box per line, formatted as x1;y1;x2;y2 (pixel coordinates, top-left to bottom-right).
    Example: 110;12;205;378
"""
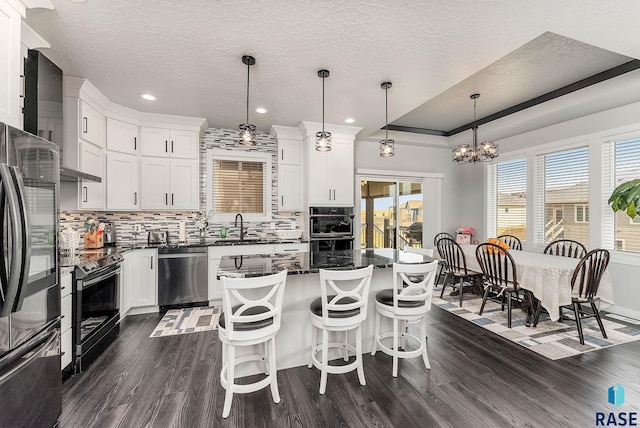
493;100;640;318
354;140;485;244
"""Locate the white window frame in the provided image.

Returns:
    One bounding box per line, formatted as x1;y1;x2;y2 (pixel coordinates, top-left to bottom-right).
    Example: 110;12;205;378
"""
486;154;528;242
205;148;272;222
575;204;589;223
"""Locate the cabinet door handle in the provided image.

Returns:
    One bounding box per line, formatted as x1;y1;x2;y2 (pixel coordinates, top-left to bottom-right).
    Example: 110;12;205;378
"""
150;257;153;270
165;140;168;153
83;186;88;203
333;189;336;200
83;117;88;134
171;141;174;153
134;137;137;150
165;193;168;206
329;189;332;200
281;195;284;205
281;149;284;161
133;192;137;205
171;193;174;205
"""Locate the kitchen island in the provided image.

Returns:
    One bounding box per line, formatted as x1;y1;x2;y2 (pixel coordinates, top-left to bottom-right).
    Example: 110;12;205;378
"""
218;248;434;375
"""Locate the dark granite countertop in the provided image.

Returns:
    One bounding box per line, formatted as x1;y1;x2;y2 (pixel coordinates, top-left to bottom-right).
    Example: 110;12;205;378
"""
59;240;308;268
217;248;434;278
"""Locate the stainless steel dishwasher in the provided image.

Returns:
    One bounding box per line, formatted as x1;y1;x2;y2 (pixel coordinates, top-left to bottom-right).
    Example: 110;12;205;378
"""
158;246;208;308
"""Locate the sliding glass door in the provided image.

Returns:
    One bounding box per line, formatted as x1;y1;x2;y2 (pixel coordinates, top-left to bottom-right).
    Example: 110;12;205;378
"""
359;179;423;249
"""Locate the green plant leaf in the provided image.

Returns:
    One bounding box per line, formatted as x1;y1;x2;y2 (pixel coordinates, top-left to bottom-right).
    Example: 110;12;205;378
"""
609;179;640;219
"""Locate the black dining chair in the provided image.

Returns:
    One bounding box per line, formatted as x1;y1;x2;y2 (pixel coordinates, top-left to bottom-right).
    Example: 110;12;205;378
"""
543;239;587;259
433;232;454;287
497;234;522;250
546;249;610;345
436;237;483;307
476;243;535;328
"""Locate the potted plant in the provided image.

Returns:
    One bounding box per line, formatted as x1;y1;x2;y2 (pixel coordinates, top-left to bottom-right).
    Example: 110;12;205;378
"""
608;179;640;219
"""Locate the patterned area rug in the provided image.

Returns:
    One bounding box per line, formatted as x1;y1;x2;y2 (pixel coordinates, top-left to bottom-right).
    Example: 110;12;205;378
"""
432;292;640;360
150;306;221;338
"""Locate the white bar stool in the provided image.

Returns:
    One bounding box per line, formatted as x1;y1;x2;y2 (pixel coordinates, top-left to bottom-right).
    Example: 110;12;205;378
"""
308;265;374;394
371;261;438;377
218;270;288;418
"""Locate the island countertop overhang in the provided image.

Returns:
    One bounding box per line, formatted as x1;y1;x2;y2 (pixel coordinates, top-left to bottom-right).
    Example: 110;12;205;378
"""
217;248;434;278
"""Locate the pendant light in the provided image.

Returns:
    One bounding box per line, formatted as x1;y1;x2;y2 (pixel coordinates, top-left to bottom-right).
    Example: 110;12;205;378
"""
379;81;394;157
315;69;332;151
452;93;499;163
238;55;256;146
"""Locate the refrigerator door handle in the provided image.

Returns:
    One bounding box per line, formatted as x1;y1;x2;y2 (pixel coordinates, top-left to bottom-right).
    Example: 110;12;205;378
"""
10;166;31;313
0;164;24;317
0;330;57;386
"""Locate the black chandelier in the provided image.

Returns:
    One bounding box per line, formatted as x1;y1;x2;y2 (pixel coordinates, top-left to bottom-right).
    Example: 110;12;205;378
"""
379;81;394;157
315;69;332;151
452;93;499;163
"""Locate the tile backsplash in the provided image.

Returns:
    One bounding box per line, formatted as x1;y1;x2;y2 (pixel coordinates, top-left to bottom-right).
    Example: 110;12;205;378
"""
59;127;304;247
59;210;302;246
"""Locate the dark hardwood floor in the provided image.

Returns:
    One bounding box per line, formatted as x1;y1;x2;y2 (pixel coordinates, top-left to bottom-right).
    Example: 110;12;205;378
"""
60;306;640;427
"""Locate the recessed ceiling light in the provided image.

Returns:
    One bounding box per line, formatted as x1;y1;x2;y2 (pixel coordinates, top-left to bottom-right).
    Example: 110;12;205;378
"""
256;107;267;114
140;93;157;101
345;118;355;124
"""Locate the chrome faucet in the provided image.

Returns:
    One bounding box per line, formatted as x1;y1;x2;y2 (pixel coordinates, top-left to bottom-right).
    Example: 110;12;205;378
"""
234;213;245;241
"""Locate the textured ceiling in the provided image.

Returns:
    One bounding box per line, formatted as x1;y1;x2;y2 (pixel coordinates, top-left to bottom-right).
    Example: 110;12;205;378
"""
25;0;640;144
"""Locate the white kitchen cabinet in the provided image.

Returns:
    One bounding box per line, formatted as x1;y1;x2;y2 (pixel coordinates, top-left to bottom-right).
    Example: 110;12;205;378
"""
0;0;23;128
128;249;158;309
308;138;354;206
140;157;198;210
106;118;138;154
79;100;105;148
79;142;105;209
140;127;199;159
60;272;72;371
273;242;309;253
106;152;139;210
278;139;301;165
278;164;302;211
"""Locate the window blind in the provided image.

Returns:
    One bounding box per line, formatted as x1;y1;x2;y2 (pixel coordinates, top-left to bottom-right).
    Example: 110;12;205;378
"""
612;138;640;253
534;146;589;246
211;158;266;214
495;159;526;241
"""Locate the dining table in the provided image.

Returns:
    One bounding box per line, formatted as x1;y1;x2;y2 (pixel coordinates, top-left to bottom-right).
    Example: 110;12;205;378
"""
459;245;615;321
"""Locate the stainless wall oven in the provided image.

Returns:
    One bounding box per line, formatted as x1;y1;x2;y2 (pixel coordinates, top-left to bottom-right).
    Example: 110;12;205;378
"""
73;251;122;373
309;207;355;255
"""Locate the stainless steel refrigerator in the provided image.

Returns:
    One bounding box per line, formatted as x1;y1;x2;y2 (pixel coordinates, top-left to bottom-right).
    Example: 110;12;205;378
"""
0;122;62;427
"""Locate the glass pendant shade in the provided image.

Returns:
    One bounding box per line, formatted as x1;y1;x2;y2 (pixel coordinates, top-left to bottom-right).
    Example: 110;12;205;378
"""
315;69;332;151
315;131;332;151
452;94;499;163
380;81;394;157
238;55;257;146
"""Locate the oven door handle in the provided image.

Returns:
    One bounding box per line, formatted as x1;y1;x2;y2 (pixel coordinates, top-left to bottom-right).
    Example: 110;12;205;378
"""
82;267;122;289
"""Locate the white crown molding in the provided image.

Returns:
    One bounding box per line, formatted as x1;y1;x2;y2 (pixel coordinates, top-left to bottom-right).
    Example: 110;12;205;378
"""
21;22;49;50
139;112;208;132
270;125;302;139
63;76;111;112
20;0;53;10
298;121;362;140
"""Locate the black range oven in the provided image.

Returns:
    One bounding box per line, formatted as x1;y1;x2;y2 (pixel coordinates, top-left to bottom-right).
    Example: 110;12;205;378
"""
309;207;354;255
72;250;122;374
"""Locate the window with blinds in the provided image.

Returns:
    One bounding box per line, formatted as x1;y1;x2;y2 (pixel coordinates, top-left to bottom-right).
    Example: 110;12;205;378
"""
534;146;589;246
612;138;640;253
209;153;269;218
493;159;527;241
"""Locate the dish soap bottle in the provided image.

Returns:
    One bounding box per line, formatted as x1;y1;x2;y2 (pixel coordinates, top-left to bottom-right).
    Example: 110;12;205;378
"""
220;225;227;239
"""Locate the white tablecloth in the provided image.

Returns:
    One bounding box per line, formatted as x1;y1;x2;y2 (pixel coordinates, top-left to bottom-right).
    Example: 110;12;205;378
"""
460;245;615;321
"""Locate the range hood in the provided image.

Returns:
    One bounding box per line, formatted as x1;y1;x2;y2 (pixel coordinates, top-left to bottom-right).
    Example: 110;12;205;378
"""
23;50;103;185
59;166;101;183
